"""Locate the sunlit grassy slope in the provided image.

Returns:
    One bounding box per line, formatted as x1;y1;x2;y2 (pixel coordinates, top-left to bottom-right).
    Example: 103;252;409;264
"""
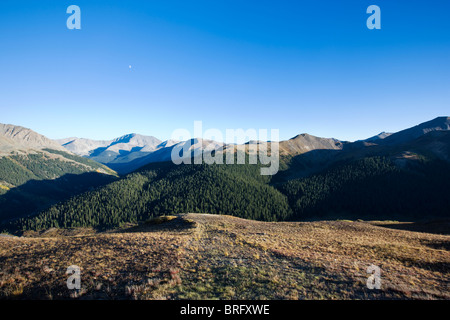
1;214;448;300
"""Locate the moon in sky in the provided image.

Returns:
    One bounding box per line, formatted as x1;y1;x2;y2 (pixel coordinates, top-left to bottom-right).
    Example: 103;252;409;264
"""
129;65;132;69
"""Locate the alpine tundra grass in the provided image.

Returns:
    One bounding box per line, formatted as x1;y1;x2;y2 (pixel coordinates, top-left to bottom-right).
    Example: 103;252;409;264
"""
0;214;448;300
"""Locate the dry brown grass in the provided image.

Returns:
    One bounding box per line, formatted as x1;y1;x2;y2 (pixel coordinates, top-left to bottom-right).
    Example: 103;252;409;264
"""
0;214;448;300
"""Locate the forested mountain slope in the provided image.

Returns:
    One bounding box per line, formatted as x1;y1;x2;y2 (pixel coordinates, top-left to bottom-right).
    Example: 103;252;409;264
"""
2;119;449;233
0;124;117;222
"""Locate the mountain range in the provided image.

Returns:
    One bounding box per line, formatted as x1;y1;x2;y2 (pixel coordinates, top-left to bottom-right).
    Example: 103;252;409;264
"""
56;135;224;173
0;116;449;232
54;117;450;174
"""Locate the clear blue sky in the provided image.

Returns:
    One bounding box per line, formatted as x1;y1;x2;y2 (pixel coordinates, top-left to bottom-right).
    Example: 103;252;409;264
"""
1;0;449;142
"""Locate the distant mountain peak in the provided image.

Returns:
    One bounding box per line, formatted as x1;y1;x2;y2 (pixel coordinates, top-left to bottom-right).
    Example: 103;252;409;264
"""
111;133;160;145
280;133;343;156
364;131;393;142
0;123;66;154
56;133;162;167
291;133;311;140
381;116;450;145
